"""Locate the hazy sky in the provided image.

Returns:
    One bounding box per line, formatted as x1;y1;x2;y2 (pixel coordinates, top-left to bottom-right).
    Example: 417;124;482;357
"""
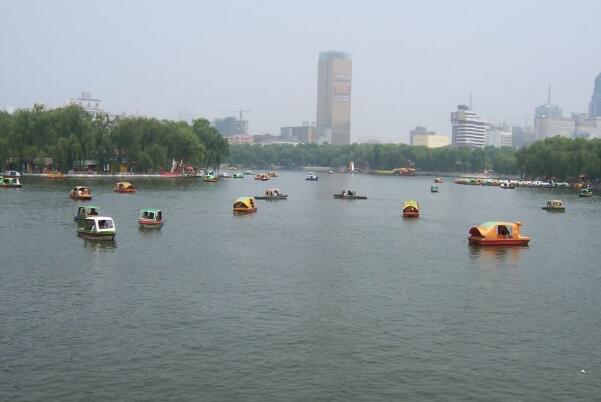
1;0;601;143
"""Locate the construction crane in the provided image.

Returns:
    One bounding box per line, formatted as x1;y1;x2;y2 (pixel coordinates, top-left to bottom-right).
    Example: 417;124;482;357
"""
228;108;251;121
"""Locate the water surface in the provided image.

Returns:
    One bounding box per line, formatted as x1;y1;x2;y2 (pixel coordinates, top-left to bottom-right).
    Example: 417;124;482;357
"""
1;172;600;401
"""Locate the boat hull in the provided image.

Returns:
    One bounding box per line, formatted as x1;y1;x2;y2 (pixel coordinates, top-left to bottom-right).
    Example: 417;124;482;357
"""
255;195;288;200
233;207;257;214
468;237;529;246
542;207;565;212
77;231;116;241
114;189;136;193
1;184;22;188
403;212;419;217
138;220;163;229
333;195;367;200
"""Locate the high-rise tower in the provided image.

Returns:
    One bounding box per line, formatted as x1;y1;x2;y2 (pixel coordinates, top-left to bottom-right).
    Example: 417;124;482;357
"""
590;72;601;117
316;51;352;145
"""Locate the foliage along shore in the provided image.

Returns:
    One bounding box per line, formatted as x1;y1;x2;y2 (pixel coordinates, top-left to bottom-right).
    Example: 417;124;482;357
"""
229;136;601;180
0;104;229;173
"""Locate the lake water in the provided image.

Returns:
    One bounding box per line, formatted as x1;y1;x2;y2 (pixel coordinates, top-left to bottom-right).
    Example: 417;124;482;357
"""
1;172;600;401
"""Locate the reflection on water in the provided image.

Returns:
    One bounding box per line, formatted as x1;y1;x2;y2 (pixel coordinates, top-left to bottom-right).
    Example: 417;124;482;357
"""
468;244;525;262
82;239;117;252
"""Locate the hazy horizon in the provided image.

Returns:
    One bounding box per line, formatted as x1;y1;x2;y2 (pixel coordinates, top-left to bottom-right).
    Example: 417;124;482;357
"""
1;0;600;143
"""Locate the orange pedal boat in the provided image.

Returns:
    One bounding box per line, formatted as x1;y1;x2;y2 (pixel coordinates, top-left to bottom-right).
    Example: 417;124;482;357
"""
468;221;530;246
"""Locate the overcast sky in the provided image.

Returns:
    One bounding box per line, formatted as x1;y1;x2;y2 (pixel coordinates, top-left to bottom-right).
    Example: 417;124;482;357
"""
1;0;600;143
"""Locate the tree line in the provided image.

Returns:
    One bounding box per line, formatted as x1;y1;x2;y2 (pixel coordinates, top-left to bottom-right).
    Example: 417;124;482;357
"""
0;104;229;172
229;137;601;180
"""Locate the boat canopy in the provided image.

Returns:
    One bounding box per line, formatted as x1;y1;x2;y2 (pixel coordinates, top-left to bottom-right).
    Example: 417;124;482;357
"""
78;205;99;215
139;209;162;220
546;200;564;207
84;216;115;231
469;221;522;239
233;197;256;209
73;186;90;191
403;200;419;211
117;181;134;188
265;189;281;195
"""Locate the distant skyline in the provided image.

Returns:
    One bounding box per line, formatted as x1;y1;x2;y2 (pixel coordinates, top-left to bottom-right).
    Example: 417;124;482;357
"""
1;0;600;143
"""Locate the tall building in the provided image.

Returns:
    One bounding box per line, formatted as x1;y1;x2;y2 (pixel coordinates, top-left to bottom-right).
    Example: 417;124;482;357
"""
590;72;601;117
512;126;536;148
280;123;331;144
316;51;352;145
450;105;488;147
534;86;574;139
573;113;601;139
485;124;512;147
213;116;248;137
68;91;105;118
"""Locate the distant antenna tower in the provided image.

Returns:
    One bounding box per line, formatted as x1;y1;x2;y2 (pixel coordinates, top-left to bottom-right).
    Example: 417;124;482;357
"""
547;82;551;103
469;91;473;110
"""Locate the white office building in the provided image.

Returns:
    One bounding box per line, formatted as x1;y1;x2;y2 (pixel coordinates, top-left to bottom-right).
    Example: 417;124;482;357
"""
486;124;513;147
451;105;488;147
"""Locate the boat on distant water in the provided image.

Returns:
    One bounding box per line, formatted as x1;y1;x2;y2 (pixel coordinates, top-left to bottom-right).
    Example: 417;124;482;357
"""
267;171;278;177
74;205;100;224
219;172;232;178
138;209;164;229
468;221;530;246
233;173;244;178
70;186;92;200
203;174;219;182
434;177;443;183
255;174;270;181
77;216;116;241
113;181;136;193
500;181;515;189
243;170;253;175
305;173;319;181
255;188;288;200
579;188;593;197
402;200;420;217
431;185;439;193
233;197;257;214
47;171;64;179
1;176;22;188
334;190;367;200
542;200;565;212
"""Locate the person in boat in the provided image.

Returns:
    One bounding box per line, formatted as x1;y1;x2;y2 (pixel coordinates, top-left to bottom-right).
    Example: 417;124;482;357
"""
90;208;97;216
498;225;511;239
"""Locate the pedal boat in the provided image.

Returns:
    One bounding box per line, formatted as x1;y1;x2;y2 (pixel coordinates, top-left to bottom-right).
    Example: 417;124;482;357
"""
77;216;116;241
74;205;100;224
305;174;319;181
70;186;92;200
402;200;419;217
203;174;219;183
434;177;443;183
468;221;530;246
333;190;367;200
254;174;270;181
542;200;565;212
233;173;244;178
431;185;439;193
113;181;136;193
579;188;593;197
233;197;257;214
138;208;164;229
255;189;288;200
1;176;22;188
